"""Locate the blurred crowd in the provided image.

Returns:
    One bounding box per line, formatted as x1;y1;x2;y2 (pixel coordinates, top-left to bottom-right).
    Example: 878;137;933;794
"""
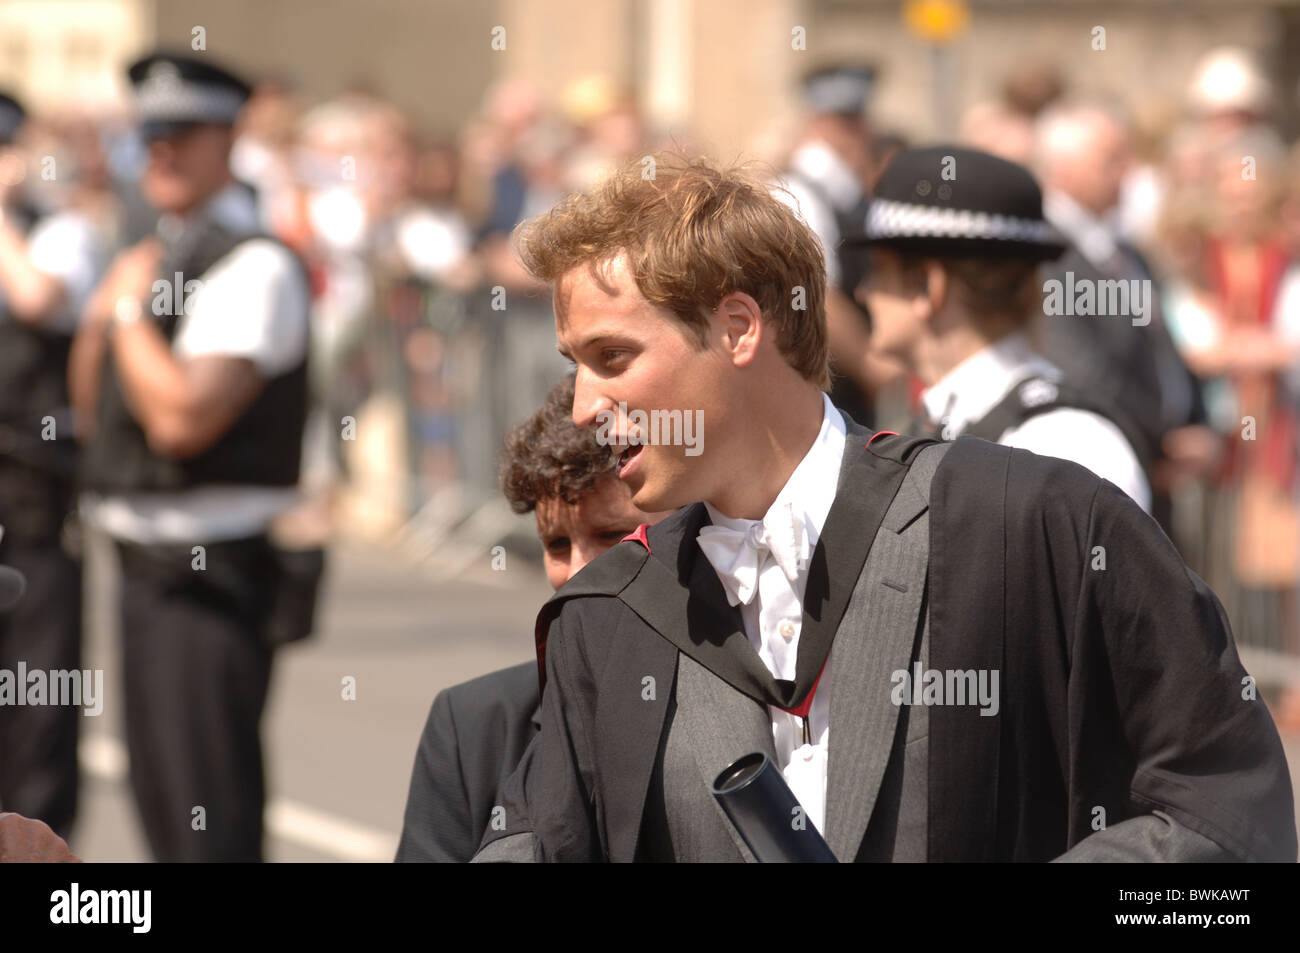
4;45;1300;697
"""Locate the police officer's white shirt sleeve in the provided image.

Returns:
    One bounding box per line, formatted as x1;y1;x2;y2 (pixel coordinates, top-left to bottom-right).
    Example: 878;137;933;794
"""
772;180;841;287
27;211;105;334
173;238;308;376
1000;409;1152;513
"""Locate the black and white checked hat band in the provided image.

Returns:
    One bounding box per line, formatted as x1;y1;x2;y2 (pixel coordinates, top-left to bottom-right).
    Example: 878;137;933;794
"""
136;79;246;125
866;199;1060;246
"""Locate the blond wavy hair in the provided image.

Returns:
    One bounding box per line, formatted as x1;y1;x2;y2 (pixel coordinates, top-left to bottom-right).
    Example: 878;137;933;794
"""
515;153;831;388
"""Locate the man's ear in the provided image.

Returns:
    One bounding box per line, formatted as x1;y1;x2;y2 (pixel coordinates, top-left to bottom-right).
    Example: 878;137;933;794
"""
921;260;949;323
715;291;763;368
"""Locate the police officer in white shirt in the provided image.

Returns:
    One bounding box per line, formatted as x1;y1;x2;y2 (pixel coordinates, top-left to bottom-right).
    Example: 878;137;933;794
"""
69;52;311;861
854;145;1151;512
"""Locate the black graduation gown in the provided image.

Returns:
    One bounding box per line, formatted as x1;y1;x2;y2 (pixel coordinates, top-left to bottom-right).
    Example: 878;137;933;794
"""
477;426;1296;862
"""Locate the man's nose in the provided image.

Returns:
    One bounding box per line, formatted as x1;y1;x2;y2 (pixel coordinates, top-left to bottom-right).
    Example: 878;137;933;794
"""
571;368;612;429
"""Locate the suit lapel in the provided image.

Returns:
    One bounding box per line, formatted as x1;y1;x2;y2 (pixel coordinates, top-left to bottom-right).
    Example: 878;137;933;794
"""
794;420;912;696
618;413;914;713
823;445;937;860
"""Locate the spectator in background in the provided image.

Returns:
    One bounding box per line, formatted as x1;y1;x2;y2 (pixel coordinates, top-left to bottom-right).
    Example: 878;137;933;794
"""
777;64;904;429
1184;130;1300;719
479;115;571;292
289;93;390;533
1186;46;1275;145
1000;60;1066;120
560;75;645;193
393;138;477;290
231;77;302;242
1116;100;1181;251
866;131;907;192
1280;142;1300;263
366;106;474;290
366;113;476;498
465;79;544;235
1034;99;1211;537
959;100;1035;165
959;61;1064;167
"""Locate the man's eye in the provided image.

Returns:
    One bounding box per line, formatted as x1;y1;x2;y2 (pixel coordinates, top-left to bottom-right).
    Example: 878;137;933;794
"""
546;538;570;553
602;349;628;365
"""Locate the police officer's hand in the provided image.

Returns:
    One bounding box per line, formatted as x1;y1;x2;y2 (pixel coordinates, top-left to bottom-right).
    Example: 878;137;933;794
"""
0;812;81;863
85;238;164;329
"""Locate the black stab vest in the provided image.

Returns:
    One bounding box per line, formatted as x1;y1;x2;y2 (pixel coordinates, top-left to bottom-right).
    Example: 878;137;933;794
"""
960;374;1154;475
82;220;308;493
0;208;77;477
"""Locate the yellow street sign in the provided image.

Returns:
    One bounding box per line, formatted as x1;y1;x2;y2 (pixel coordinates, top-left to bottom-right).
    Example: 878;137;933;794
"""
903;0;971;44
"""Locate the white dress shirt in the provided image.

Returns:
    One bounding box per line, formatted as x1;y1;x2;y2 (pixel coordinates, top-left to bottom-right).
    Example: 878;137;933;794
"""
700;391;846;835
920;332;1151;512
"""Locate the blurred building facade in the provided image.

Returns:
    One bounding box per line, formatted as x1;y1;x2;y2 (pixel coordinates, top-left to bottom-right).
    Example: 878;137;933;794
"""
0;0;150;112
1;1;1295;151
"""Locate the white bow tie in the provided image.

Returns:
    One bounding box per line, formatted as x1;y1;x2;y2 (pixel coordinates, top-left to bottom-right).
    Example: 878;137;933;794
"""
697;501;810;607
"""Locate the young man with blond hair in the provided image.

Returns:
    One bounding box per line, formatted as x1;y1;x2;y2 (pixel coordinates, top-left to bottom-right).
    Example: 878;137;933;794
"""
474;154;1293;863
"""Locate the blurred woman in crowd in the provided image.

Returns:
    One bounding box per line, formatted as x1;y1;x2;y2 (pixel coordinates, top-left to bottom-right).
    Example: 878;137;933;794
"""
1161;128;1300;725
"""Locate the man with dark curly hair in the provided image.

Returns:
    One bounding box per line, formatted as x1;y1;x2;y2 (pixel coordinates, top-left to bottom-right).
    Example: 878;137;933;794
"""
394;374;674;862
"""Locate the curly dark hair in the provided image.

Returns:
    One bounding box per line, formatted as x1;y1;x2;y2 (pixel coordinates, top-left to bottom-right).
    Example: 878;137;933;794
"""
500;373;617;514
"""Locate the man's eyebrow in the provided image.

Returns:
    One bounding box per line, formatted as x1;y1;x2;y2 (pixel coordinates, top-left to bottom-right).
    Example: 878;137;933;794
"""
557;334;619;361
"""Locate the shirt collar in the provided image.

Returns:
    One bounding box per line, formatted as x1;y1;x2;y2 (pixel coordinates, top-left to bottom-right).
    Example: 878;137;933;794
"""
920;332;1060;437
1043;188;1117;268
704;391;847;552
789;141;864;213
